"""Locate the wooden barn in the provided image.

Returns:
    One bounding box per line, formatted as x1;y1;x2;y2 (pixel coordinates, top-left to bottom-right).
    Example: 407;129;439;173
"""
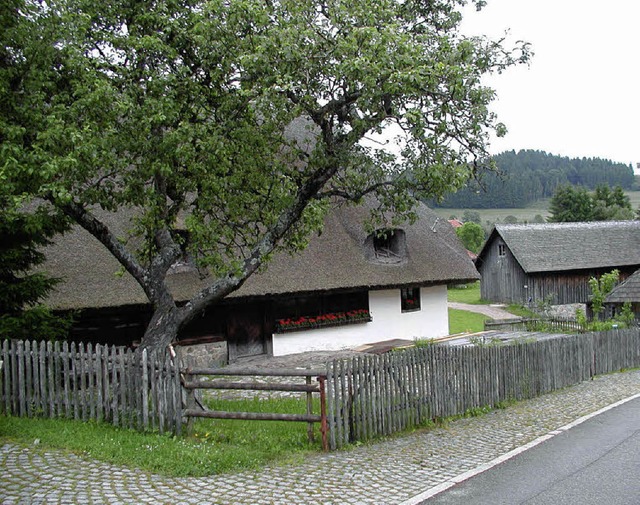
476;221;640;306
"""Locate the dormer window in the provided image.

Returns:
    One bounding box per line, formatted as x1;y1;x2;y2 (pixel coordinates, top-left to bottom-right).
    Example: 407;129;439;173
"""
366;228;407;264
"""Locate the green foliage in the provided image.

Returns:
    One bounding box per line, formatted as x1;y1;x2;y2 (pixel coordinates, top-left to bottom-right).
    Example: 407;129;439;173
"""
548;184;634;222
433;150;635;209
618;302;635;327
462;210;481;224
2;0;530;349
589;269;620;318
0;197;72;340
413;337;437;348
548;185;593;222
455;222;485;253
468;334;502;347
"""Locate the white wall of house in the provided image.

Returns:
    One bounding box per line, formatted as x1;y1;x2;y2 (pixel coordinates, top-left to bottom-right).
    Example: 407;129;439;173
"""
271;285;449;356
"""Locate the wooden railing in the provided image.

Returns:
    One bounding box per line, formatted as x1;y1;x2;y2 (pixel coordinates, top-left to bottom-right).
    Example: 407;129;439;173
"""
182;367;329;451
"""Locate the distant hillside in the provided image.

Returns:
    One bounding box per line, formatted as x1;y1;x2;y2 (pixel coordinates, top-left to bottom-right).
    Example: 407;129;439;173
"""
433;150;635;209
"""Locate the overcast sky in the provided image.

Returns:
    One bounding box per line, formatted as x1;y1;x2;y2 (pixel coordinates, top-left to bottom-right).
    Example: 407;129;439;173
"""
460;0;640;168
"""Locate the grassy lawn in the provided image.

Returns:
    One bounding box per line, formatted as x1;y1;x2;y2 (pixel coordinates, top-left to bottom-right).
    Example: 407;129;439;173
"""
448;308;487;334
447;281;484;304
0;396;321;477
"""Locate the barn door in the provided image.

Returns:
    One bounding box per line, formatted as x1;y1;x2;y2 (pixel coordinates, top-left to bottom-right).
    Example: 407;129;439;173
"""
227;303;268;362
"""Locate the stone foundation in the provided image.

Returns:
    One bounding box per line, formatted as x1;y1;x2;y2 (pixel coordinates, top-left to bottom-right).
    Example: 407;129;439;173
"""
175;341;228;369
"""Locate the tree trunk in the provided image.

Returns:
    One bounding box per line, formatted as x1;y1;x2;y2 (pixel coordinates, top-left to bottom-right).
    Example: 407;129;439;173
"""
138;304;183;352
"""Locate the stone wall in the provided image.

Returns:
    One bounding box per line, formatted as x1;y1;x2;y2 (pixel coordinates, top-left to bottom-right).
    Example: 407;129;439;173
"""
175;341;228;369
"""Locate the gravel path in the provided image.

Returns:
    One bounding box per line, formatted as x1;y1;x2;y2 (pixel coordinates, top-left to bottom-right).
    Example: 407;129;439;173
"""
447;302;520;320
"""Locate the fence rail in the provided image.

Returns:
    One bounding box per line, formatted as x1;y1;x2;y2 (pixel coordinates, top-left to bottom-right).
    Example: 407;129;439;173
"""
484;317;588;332
0;339;182;434
326;328;640;449
182;367;329;451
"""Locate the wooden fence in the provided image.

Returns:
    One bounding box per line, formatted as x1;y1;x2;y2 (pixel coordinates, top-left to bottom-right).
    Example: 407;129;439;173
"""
3;328;640;449
182;367;329;451
484;317;587;333
325;328;640;449
0;339;182;434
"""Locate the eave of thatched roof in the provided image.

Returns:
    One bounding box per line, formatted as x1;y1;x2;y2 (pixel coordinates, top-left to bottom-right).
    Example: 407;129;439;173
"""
478;221;640;274
42;202;479;310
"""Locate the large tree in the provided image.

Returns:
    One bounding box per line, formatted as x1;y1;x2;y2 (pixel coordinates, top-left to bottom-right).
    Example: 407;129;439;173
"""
548;184;634;223
2;0;530;350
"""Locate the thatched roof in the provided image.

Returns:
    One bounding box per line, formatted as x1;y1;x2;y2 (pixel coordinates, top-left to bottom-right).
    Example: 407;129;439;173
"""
606;269;640;304
42;202;479;310
479;221;640;273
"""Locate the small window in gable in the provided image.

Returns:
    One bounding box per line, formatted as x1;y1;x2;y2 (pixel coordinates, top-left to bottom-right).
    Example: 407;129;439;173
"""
368;228;407;264
498;243;506;257
401;287;421;312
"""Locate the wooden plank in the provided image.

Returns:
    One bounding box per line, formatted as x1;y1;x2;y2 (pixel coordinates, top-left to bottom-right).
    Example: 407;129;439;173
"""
25;341;33;417
37;341;46;415
1;340;9;414
184;409;322;422
49;341;58;417
17;340;26;417
186;367;325;377
141;349;149;431
79;342;87;421
326;362;337;450
28;341;36;416
183;381;321;392
111;346;119;427
95;345;104;422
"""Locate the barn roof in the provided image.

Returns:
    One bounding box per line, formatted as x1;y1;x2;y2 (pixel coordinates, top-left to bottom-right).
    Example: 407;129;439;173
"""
479;221;640;274
606;268;640;303
42;201;479;310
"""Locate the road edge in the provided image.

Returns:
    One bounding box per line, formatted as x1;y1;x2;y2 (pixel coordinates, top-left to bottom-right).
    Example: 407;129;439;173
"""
400;392;640;505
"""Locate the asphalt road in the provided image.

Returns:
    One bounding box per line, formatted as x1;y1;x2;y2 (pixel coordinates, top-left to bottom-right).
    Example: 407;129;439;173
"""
423;396;640;505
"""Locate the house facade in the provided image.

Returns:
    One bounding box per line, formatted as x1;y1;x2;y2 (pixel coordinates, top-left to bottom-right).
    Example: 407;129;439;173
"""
43;202;478;361
476;221;640;306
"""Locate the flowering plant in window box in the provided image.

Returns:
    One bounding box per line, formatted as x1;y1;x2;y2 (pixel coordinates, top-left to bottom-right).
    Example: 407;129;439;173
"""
275;309;372;333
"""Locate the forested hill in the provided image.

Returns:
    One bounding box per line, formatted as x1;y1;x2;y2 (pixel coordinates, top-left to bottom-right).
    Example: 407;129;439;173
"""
433;150;635;209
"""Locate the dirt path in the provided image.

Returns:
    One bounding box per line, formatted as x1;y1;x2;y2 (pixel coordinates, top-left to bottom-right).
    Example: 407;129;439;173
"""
448;302;520;320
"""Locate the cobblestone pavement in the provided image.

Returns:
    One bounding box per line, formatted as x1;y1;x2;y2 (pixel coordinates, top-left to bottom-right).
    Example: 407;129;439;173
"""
3;369;640;504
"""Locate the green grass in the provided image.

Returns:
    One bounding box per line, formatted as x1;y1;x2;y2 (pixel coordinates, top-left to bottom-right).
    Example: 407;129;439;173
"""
447;281;483;304
448;308;487;334
0;396;321;477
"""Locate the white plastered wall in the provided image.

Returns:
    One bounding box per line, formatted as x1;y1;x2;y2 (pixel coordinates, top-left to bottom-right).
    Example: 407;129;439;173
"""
271;284;449;356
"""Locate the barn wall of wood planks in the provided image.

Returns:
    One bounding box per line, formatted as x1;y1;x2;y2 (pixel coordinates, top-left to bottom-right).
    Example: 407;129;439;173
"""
0;340;182;435
325;329;640;449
